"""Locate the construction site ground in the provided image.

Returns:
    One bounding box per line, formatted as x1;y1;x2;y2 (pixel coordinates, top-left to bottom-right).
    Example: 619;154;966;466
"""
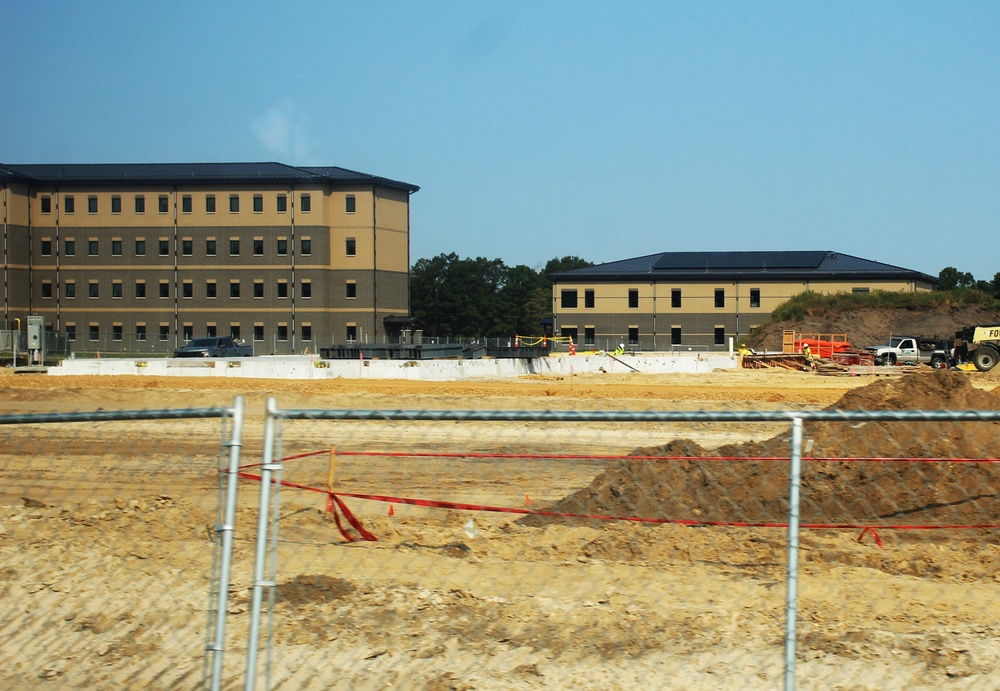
1;366;999;689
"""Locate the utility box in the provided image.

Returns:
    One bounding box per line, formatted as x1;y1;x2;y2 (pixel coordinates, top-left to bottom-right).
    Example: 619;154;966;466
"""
27;315;45;364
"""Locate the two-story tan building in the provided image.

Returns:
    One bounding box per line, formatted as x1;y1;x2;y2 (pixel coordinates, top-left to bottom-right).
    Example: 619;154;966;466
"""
1;162;418;354
549;251;936;351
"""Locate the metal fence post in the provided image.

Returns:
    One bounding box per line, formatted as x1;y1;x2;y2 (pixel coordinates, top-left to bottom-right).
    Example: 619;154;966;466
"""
784;415;804;690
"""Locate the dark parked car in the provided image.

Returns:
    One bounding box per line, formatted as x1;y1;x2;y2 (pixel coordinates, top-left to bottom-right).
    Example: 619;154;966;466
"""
173;337;253;358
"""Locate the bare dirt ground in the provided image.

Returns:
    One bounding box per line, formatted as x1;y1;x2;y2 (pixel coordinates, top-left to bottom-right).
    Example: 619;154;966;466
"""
1;366;999;690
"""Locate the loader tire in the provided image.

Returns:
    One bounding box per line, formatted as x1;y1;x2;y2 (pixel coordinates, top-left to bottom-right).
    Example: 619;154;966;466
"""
973;346;999;372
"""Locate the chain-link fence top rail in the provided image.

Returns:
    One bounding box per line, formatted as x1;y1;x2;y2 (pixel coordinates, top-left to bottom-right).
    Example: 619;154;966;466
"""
0;402;243;691
239;398;1000;691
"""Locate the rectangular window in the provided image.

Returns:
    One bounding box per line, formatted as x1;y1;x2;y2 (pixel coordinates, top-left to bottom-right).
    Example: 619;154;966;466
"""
64;196;75;213
584;327;595;347
135;239;146;256
346;325;357;342
89;239;99;256
41;281;53;298
66;323;76;341
628;327;639;346
112;324;123;341
277;238;288;255
159;324;170;341
64;239;75;256
182;239;193;256
277;324;288;341
301;280;312;298
89;323;100;341
206;323;217;338
301;237;311;255
206;238;217;256
65;281;76;298
253;324;264;342
112;239;122;256
112;281;122;299
301;324;312;342
852;287;870;294
135;281;146;298
715;327;725;346
584;289;595;309
182;323;193;341
346;281;357;299
158;195;169;213
230;324;241;340
715;289;725;308
89;281;99;298
136;324;147;342
345;237;356;256
182;281;193;299
159;281;170;298
253;280;264;298
230;281;240;298
750;289;761;309
41;196;52;214
88;196;98;213
229;238;240;256
182;195;192;213
300;194;311;212
41;239;52;256
253;238;264;256
159;239;170;256
277;281;288;298
561;289;578;309
134;195;145;214
206;281;217;299
671;326;682;345
628;289;639;309
111;195;122;214
277;194;287;212
345;195;356;213
671;289;681;309
253;194;263;213
206;195;216;213
229;195;239;213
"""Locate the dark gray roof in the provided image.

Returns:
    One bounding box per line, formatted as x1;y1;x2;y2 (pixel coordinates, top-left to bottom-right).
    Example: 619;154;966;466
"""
0;162;418;192
551;251;936;284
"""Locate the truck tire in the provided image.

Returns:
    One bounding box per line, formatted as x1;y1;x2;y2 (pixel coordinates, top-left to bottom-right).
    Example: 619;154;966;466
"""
973;346;999;372
886;353;897;366
929;355;947;370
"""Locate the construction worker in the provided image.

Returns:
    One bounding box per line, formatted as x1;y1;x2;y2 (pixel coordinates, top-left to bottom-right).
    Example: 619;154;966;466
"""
802;342;812;360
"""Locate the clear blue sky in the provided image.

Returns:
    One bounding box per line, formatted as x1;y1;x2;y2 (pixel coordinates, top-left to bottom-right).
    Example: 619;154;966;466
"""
2;2;998;281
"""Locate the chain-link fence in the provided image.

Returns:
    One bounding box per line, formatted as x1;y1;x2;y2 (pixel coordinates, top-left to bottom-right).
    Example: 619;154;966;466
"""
2;398;998;690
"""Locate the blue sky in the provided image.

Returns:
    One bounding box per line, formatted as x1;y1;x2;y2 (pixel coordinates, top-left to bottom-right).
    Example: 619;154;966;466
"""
2;2;998;281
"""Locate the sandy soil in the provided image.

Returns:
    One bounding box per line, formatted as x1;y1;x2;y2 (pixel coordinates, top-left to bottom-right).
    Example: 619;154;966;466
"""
1;366;998;690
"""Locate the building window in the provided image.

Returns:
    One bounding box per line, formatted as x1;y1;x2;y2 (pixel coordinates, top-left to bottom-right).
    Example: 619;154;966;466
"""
64;196;75;213
277;194;287;212
346;195;356;213
41;196;52;214
182;281;193;299
159;239;170;256
715;289;725;308
112;281;123;299
134;195;145;214
253;195;263;213
112;324;123;341
206;238;217;256
182;195;192;213
253;238;264;256
158;324;169;341
715;327;725;346
852;287;870;293
229;195;239;213
159;281;170;298
300;194;311;212
88;239;99;256
111;195;122;214
345;237;356;256
182;239;193;256
230;281;240;298
89;281;99;298
206;195;216;213
230;238;240;256
561;289;578;309
277;238;288;255
112;239;122;256
206;281;217;298
135;239;146;256
750;289;761;309
206;324;217;338
41;239;52;256
253;280;264;298
277;281;288;298
89;324;100;341
628;327;639;347
301;238;312;255
584;327;595;346
66;323;76;341
64;239;75;256
182;324;193;341
584;289;595;309
159;195;169;213
41;281;53;298
346;325;357;343
65;281;76;298
88;196;98;213
253;324;264;342
135;281;146;298
230;324;241;340
301;281;312;298
346;282;357;299
302;324;312;341
277;324;288;341
136;324;147;341
628;289;639;309
671;289;681;309
671;327;682;345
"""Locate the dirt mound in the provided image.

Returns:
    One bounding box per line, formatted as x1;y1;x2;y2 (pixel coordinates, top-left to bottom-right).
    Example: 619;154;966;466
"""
523;373;1000;527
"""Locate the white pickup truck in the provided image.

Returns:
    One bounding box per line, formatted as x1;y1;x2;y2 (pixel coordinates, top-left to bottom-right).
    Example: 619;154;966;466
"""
865;336;952;369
